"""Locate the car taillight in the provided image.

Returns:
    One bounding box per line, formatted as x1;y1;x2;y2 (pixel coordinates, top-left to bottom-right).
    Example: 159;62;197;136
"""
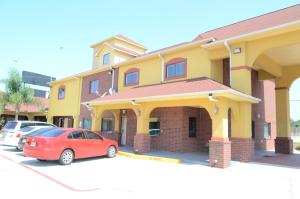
16;134;21;138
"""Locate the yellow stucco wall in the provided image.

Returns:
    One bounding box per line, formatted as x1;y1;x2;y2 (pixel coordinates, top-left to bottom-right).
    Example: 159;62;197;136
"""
118;46;215;91
48;77;82;127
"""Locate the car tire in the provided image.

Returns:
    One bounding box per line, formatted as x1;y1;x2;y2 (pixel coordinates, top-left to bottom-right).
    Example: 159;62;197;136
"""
107;145;116;158
59;149;74;165
37;159;46;162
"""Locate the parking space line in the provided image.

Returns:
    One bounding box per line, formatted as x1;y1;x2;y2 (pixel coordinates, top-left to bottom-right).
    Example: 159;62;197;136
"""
0;153;100;192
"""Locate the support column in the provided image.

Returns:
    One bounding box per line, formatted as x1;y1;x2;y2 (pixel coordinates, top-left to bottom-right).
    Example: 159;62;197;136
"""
231;102;254;162
209;100;231;168
275;87;293;154
133;106;151;154
91;109;103;132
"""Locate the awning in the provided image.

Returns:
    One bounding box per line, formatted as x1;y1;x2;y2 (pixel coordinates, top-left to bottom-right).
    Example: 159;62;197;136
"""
84;77;260;106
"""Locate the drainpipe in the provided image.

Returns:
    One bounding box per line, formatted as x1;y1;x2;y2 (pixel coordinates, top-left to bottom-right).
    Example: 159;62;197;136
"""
110;67;115;95
224;40;232;87
158;53;165;83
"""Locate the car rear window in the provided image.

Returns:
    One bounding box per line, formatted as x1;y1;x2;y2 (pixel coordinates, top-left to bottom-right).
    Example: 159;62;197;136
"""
39;129;66;137
20;122;34;128
21;127;35;132
4;122;17;129
28;127;55;137
35;122;55;127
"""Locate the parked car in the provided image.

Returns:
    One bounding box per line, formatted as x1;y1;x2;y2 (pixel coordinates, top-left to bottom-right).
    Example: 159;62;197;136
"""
0;121;56;139
24;128;118;165
17;127;56;151
2;125;54;149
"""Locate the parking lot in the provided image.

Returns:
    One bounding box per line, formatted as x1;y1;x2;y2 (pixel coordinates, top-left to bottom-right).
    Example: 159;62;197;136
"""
1;143;300;199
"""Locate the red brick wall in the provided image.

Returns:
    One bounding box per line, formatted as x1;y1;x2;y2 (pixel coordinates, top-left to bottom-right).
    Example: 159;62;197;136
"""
150;107;212;152
251;70;276;151
79;69;119;130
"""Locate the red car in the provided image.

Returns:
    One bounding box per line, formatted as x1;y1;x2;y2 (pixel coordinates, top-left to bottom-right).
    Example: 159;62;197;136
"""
24;128;118;165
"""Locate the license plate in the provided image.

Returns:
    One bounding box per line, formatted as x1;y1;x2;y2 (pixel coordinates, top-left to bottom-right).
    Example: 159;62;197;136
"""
30;142;36;147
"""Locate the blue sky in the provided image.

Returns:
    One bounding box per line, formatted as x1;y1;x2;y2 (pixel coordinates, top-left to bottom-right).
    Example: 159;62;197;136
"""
0;0;300;119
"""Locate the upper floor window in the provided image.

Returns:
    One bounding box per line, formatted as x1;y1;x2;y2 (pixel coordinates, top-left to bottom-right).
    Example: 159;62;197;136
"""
89;80;99;94
103;53;110;65
165;58;187;80
124;68;139;86
58;86;65;100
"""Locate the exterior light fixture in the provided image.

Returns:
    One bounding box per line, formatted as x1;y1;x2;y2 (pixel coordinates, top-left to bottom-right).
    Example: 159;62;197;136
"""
233;47;242;54
213;106;219;115
257;113;261;119
122;109;127;115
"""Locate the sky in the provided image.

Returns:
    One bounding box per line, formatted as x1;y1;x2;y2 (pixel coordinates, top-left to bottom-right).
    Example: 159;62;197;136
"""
0;0;299;119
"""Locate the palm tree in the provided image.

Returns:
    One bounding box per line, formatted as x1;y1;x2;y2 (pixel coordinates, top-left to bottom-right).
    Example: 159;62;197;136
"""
0;69;42;120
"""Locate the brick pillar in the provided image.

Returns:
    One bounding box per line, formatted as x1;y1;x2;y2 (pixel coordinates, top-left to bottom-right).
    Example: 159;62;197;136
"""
134;133;151;154
209;138;231;168
231;138;254;162
275;137;293;154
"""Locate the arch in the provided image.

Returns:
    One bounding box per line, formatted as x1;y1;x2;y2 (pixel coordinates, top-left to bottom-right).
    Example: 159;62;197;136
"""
148;106;212;152
248;29;300;67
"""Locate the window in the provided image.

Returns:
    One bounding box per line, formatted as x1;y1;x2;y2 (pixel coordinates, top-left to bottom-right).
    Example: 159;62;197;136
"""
125;69;139;86
39;129;66;137
58;86;65;99
149;118;160;136
20;122;34;128
264;123;271;139
83;118;92;129
189;117;197;138
85;131;102;140
20;127;35;132
103;53;110;65
89;80;99;94
101;118;113;132
68;131;85;139
165;58;186;80
29;127;54;137
4;121;17;129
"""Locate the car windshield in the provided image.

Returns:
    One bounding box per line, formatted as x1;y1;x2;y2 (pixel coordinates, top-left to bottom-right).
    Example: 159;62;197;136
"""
20;127;35;132
27;127;55;137
39;129;66;137
4;122;17;129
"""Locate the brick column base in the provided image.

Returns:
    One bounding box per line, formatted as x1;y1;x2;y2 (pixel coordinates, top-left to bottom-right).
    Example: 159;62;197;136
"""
99;132;120;143
231;138;254;162
209;138;231;168
275;137;293;154
134;133;151;154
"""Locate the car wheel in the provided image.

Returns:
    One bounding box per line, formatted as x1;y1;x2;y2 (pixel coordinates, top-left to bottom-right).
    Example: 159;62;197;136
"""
107;146;116;158
59;149;74;165
37;159;46;162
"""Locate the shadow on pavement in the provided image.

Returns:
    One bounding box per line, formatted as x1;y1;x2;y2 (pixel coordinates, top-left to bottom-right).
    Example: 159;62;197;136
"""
20;156;108;167
253;150;300;170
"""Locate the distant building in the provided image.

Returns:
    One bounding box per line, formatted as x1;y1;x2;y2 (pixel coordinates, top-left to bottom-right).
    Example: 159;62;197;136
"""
22;71;56;98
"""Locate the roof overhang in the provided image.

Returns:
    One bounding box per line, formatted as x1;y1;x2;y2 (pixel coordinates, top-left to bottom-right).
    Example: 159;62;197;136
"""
83;89;260;107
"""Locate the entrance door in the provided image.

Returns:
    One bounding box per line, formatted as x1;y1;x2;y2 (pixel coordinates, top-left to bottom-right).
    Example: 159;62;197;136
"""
121;117;127;145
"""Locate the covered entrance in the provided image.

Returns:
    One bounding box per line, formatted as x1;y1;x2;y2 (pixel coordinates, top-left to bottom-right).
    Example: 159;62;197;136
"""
84;77;259;168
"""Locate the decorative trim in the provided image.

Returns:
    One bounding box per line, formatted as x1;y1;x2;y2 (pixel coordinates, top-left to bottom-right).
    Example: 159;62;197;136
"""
275;87;289;90
231;66;254;72
164;57;187;81
210;137;230;142
124;68;139;87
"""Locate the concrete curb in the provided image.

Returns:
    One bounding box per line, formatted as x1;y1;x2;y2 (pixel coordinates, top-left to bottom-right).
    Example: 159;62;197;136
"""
117;151;182;164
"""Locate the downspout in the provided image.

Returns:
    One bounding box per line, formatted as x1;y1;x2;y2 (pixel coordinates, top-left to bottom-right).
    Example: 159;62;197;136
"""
224;40;232;87
158;54;165;83
110;67;115;95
